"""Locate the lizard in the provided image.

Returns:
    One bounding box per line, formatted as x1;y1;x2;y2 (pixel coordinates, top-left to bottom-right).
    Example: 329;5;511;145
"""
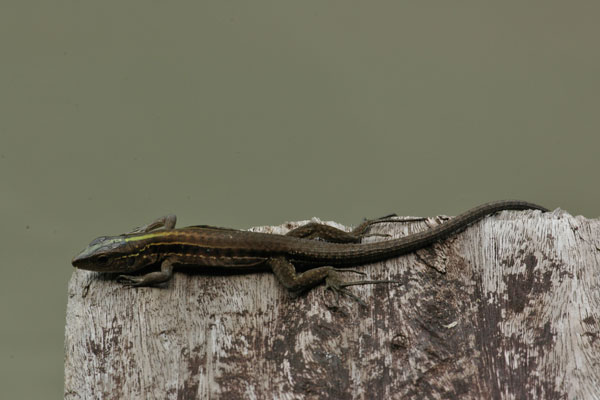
72;200;548;304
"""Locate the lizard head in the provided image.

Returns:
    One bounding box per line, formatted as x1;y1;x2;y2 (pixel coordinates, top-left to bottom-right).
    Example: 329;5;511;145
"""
72;235;153;273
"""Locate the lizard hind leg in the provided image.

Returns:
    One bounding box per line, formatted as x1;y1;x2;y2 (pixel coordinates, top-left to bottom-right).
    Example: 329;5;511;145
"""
285;223;364;243
285;217;397;244
325;269;399;306
268;257;399;306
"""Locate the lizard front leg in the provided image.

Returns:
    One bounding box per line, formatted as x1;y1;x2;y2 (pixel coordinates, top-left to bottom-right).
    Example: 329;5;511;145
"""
118;257;175;287
127;214;177;234
268;257;399;306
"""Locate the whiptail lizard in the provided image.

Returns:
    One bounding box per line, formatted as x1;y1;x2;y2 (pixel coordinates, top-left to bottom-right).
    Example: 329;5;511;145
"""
72;200;547;304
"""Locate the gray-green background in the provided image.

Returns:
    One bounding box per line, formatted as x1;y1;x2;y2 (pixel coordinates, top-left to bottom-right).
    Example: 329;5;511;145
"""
2;1;598;397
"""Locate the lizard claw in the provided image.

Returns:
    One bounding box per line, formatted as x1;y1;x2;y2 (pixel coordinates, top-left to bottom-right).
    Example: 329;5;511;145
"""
362;233;392;239
324;270;400;307
332;268;367;276
117;269;173;287
325;281;367;307
117;275;144;287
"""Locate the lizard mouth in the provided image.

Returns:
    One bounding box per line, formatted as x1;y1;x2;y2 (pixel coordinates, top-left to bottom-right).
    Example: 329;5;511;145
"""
71;253;84;268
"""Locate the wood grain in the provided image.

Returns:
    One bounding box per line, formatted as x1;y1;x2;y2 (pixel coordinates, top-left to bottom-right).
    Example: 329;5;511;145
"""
64;208;600;399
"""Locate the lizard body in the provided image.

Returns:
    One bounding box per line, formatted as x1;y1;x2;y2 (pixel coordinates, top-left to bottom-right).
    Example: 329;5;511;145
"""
72;200;547;303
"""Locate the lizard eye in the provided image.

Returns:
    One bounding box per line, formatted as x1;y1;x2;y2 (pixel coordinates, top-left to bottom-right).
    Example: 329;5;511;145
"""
127;257;136;267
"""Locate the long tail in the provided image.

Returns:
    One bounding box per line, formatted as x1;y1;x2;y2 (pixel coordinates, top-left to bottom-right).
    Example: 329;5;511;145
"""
308;200;548;265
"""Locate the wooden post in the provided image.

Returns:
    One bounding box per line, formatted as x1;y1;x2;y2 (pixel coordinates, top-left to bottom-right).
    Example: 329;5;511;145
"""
65;209;600;399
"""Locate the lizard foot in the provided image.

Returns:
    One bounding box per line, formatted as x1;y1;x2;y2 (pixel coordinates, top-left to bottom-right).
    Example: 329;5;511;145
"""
324;269;400;307
117;271;171;287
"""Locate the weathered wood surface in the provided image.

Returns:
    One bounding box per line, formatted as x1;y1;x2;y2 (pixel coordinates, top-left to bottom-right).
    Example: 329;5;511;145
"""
64;209;600;399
